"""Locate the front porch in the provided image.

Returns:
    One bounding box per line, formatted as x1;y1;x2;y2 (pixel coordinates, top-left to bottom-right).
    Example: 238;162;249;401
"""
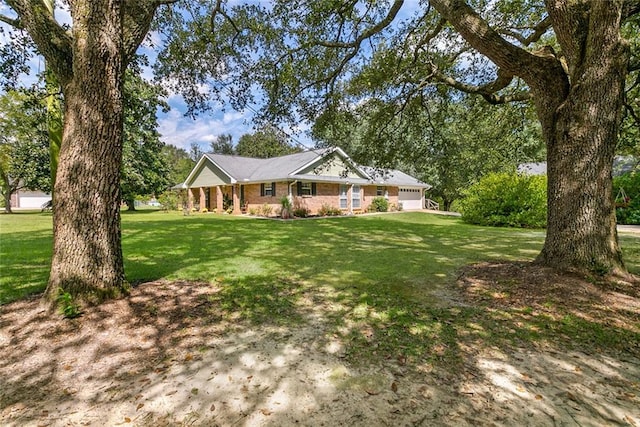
187;184;244;215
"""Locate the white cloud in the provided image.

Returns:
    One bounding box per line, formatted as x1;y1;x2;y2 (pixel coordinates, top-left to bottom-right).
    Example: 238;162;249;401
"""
157;107;255;151
222;111;245;124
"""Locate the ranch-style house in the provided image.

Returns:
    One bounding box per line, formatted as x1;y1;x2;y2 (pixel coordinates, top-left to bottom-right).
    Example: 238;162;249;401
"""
175;147;431;215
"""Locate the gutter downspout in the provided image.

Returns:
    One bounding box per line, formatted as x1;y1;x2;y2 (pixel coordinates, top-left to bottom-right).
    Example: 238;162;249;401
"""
289;180;298;202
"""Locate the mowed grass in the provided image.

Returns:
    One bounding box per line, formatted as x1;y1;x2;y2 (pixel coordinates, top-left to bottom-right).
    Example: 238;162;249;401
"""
2;211;639;364
3;210;640;303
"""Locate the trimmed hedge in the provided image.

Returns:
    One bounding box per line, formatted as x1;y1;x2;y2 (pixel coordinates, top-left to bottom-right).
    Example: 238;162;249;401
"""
460;172;547;228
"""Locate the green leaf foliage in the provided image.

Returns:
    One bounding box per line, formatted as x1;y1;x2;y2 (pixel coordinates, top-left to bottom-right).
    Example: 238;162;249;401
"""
313;93;544;210
459;172;547;228
121;62;171;210
368;197;389;213
235;126;302;158
0;89;51;210
614;172;640;225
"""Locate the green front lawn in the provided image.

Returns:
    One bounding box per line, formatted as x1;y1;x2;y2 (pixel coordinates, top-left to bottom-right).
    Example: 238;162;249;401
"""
2;211;639;364
0;211;549;304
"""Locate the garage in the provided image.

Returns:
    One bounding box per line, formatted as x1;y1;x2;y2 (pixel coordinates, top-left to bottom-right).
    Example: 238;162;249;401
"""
398;187;423;210
13;190;51;209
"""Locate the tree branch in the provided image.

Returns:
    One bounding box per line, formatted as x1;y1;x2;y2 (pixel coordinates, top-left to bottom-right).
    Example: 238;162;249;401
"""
211;0;242;42
623;0;640;19
123;0;176;64
429;65;531;104
498;16;552;46
429;0;567;97
0;13;21;28
4;0;73;84
624;102;640;128
316;0;404;49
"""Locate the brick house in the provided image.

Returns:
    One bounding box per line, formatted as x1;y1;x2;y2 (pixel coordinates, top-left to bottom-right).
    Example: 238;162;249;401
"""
175;147;430;215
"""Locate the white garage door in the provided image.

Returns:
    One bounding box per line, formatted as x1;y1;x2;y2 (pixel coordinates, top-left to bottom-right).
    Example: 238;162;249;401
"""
398;188;423;210
19;195;52;208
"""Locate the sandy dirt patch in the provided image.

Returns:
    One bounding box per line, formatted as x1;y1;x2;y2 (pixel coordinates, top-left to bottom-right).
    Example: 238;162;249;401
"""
1;265;639;426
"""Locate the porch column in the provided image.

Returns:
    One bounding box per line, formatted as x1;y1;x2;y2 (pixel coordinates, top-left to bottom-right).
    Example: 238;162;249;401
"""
216;186;223;215
232;184;241;215
187;189;194;211
347;184;353;214
199;188;206;212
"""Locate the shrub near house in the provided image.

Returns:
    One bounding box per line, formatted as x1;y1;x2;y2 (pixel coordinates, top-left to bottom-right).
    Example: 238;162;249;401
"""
460;172;547;228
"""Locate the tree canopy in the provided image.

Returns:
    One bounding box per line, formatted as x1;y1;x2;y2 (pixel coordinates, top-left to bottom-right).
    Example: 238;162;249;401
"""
235;127;302;158
121;63;171;210
313;92;544;210
0;89;51;212
155;0;640;275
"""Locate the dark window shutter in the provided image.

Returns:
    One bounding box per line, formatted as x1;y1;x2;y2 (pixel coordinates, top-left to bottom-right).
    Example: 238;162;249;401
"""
272;182;276;197
312;182;317;196
297;181;302;196
260;183;265;197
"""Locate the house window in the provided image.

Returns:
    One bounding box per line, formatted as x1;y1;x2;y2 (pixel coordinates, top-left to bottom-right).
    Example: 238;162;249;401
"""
376;186;385;196
339;185;348;209
300;182;312;195
260;182;276;197
352;185;361;209
297;182;317;196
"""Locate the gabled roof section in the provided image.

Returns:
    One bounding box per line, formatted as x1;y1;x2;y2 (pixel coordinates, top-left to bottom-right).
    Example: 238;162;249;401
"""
183;154;236;187
291;147;371;180
203;150;326;182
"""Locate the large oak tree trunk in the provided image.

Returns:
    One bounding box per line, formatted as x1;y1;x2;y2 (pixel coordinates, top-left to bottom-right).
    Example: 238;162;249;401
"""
535;78;625;273
534;3;628;274
43;1;126;304
431;0;630;275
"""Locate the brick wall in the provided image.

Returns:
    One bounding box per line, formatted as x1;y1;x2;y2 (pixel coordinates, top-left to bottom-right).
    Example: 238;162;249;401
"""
244;182;345;215
243;182;285;214
361;185;399;211
235;182;402;215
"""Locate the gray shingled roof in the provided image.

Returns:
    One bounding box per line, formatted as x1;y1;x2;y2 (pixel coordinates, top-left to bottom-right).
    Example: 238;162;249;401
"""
518;157;638;177
184;147;430;188
204;149;330;182
361;167;431;188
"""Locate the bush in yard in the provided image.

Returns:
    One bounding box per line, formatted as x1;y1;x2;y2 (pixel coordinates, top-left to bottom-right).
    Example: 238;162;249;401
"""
292;197;310;217
279;196;293;219
318;203;342;216
157;190;181;211
260;203;273;217
460;172;547;228
369;197;389;212
614;172;640;225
